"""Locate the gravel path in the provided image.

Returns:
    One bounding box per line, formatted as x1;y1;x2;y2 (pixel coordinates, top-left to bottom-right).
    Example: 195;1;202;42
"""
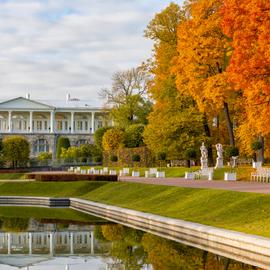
120;177;270;194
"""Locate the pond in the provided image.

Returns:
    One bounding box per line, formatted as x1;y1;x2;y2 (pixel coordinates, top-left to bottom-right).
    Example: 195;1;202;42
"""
0;209;263;270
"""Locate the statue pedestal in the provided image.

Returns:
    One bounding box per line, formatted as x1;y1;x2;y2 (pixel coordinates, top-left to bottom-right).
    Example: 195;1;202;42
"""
201;158;208;170
215;158;223;168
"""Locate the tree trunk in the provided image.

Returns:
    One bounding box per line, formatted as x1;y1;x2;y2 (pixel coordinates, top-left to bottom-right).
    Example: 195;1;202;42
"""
203;114;214;166
257;136;264;163
223;102;235;146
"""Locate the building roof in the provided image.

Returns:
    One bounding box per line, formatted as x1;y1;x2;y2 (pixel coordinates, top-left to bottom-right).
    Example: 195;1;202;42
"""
0;95;105;111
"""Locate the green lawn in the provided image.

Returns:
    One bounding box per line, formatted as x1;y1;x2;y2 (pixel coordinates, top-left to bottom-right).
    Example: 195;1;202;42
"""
0;173;26;180
0;181;270;237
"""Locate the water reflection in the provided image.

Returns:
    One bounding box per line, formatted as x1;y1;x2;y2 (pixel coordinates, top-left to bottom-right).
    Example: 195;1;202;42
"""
0;217;264;270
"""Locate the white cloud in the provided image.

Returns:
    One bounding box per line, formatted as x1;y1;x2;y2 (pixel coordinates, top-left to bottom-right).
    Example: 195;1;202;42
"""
0;0;184;105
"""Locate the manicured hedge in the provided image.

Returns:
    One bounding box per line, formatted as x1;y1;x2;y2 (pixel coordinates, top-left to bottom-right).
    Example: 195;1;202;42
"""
25;173;118;182
0;169;30;173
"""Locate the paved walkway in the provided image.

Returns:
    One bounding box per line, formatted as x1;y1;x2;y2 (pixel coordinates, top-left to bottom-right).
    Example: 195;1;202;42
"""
120;177;270;194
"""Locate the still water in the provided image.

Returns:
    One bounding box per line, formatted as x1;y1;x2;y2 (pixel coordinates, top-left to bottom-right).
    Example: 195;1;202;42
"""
0;215;263;270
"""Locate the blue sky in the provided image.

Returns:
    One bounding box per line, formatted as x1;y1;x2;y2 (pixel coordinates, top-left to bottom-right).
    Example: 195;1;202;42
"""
0;0;184;104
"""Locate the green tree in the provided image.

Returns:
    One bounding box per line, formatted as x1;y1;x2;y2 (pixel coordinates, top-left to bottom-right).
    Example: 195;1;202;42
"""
100;67;152;128
56;137;70;159
124;124;145;148
94;127;110;150
3;136;30;168
102;128;125;151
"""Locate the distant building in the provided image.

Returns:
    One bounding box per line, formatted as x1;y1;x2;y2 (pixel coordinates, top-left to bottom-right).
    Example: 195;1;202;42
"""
0;94;111;157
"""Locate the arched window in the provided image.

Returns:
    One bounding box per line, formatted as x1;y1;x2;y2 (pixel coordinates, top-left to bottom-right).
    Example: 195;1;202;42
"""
34;139;49;153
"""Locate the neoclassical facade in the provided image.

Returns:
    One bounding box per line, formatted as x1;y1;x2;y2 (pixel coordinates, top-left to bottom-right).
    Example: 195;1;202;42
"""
0;94;111;157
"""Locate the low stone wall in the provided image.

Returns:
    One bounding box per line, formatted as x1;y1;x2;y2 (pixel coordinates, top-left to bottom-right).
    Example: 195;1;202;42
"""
0;196;70;207
70;198;270;269
1;196;270;268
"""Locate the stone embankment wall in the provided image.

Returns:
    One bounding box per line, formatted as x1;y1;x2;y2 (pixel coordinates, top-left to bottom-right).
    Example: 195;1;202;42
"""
0;196;270;269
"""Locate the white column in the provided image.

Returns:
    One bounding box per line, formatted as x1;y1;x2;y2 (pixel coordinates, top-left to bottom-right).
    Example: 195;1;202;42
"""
29;111;33;133
91;112;95;134
29;233;32;255
90;231;94;255
70;232;74;254
49;232;54;255
8;111;12;133
71;112;74;134
50;111;54;133
7;233;11;255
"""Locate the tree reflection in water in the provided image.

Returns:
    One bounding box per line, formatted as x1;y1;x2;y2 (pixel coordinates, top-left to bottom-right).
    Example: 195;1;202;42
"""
97;224;263;270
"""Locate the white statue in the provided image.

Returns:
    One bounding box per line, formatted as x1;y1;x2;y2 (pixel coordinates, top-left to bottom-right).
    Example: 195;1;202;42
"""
200;142;208;169
215;143;224;168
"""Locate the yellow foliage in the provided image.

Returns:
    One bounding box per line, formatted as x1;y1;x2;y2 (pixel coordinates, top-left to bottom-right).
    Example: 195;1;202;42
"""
102;128;125;151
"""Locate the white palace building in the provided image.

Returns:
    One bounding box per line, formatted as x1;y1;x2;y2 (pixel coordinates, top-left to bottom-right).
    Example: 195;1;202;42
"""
0;94;110;157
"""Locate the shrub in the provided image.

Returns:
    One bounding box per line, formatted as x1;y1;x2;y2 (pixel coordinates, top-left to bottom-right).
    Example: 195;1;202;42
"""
225;146;239;158
124;124;145;148
25;172;118;182
110;155;118;162
56;137;70;159
3;136;30;168
102;128;125;151
157;152;167;161
61;146;81;160
93;156;102;163
132;154;141;162
94;127;110;150
37;152;52;161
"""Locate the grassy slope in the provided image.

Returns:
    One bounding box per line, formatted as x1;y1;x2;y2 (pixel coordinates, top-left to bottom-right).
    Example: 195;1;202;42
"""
0;181;269;237
81;182;270;237
0;206;99;223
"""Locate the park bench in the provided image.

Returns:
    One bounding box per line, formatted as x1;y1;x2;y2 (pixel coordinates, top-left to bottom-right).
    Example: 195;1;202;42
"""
251;167;270;182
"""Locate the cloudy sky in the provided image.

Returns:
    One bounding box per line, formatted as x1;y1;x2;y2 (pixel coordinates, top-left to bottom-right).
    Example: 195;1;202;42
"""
0;0;184;104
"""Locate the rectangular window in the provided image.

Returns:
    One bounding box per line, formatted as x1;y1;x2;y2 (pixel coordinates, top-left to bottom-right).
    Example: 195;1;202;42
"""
64;121;68;130
44;121;48;130
85;121;88;131
57;121;63;131
77;121;83;131
36;121;42;130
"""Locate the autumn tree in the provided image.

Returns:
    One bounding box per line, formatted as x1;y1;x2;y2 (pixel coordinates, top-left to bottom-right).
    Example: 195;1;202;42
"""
102;128;125;151
222;0;270;160
174;0;236;146
100;67;152;128
143;3;209;160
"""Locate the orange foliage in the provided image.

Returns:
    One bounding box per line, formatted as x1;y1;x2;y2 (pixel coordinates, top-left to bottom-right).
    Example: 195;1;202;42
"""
174;0;232;114
221;0;270;136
